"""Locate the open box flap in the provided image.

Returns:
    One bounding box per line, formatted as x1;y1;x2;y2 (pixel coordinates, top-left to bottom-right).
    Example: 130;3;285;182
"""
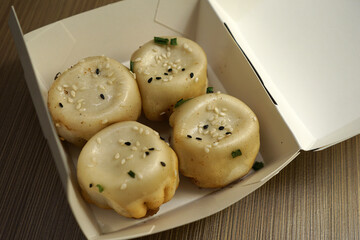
209;0;360;151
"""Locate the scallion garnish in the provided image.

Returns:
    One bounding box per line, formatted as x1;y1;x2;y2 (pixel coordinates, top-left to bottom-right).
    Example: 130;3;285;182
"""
154;37;169;45
170;38;177;45
174;98;191;108
231;149;242;158
96;184;104;193
128;170;136;178
206;87;214;93
130;61;134;72
252;161;264;171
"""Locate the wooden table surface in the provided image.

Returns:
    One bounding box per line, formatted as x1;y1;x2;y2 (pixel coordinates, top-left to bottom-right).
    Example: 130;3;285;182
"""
1;0;359;239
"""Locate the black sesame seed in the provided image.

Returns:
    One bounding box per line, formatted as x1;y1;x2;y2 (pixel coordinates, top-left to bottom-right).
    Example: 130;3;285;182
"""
156;77;162;80
149;148;155;151
190;72;194;78
145;151;150;156
196;137;202;141
187;135;192;138
89;183;93;188
164;72;168;75
54;72;61;80
219;126;225;130
59;103;63;108
182;68;185;71
203;125;209;129
160;161;166;167
160;136;165;140
100;94;105;99
148;77;153;83
226;132;232;135
168;68;172;72
125;142;131;146
96;68;100;75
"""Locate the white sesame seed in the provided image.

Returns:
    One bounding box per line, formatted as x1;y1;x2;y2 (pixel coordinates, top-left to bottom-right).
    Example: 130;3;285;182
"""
163;78;168;82
155;148;161;151
218;136;224;141
139;128;144;134
216;91;221;94
203;130;209;135
183;43;189;49
76;103;81;110
107;80;113;85
118;139;125;145
136;141;140;147
195;77;199;83
72;85;78;91
121;159;126;164
163;63;167;67
138;173;143;179
162;53;167;59
131;146;137;151
63;84;69;88
206;144;212;148
166;51;171;58
107;72;113;77
213;142;219;146
212;133;219;138
175;59;181;63
219;112;226;116
159;55;163;60
134;57;142;62
142;147;148;151
133;126;139;131
120;183;127;190
57;86;63;92
144;71;150;75
55;123;60;127
80;108;86;112
160;111;166;116
71;90;76;98
187;47;193;52
87;164;95;168
169;76;173;80
142;153;146;159
222;108;228;112
67;97;73;103
145;130;150;135
128;154;134;159
115;153;120;159
101;119;108;124
204;147;210;153
77;99;84;103
199;128;203;134
210;128;216;134
96;138;101;144
152;48;158;52
214;107;219;114
98;85;105;90
153;131;159;136
253;116;257;121
105;63;110;69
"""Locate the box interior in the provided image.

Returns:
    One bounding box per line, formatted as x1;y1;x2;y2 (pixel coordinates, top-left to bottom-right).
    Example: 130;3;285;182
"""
10;0;302;238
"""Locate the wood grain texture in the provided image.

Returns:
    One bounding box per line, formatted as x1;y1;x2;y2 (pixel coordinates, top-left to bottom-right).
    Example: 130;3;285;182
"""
1;0;359;239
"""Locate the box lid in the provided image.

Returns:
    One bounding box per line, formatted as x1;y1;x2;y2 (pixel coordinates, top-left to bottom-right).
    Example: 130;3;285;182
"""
209;0;360;150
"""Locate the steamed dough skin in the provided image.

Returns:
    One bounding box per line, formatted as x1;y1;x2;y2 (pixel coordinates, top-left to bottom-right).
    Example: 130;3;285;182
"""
169;93;260;188
47;56;141;146
131;36;208;121
77;121;179;218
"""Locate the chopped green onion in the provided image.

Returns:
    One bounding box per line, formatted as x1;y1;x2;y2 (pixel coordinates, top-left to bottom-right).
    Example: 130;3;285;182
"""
128;170;136;178
170;38;177;45
174;98;191;108
252;161;264;171
96;184;104;193
231;149;242;158
206;87;214;93
154;37;169;45
130;61;134;72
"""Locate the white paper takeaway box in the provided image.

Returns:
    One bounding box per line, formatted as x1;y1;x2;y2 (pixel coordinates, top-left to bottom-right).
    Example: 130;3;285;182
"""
9;0;360;239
